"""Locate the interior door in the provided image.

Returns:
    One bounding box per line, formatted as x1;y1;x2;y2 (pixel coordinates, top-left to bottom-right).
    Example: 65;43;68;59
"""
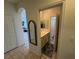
50;16;57;44
4;2;17;53
4;16;17;53
50;16;59;51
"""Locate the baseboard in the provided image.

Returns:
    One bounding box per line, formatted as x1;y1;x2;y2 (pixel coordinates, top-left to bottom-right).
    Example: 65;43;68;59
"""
4;43;25;54
4;47;18;54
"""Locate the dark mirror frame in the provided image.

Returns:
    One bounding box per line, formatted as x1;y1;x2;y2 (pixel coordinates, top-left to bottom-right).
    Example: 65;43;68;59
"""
28;20;37;45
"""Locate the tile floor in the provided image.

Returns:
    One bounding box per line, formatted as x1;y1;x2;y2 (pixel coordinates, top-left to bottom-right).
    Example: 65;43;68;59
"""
4;44;56;59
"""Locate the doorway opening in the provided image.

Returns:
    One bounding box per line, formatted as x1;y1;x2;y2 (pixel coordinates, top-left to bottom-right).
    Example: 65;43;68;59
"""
18;8;29;47
40;4;62;57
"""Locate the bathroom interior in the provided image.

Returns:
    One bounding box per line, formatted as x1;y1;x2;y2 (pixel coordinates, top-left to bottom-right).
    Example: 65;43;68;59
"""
40;5;62;57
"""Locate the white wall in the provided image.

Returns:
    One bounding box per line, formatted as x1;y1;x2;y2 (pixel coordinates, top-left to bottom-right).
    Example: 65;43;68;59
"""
4;1;25;53
4;1;17;53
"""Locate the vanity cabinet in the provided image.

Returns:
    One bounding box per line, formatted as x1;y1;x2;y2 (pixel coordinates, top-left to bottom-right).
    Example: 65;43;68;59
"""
41;29;50;48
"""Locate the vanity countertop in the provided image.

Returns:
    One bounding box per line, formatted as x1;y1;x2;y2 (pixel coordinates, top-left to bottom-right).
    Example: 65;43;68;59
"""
41;29;50;37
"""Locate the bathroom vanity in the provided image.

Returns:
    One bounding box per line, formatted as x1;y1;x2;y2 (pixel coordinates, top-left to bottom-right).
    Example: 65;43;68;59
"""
41;29;50;48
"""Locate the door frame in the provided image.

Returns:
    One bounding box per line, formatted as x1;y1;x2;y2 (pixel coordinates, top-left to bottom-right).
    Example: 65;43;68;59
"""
39;0;65;52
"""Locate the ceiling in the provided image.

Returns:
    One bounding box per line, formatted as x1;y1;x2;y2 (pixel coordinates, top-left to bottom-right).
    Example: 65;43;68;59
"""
6;0;21;4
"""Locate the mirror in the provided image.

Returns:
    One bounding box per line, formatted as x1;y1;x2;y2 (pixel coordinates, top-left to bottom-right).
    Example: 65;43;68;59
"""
28;20;37;45
40;20;49;29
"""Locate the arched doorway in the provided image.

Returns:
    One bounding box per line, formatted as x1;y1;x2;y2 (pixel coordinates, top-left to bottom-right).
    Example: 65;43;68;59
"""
18;8;29;47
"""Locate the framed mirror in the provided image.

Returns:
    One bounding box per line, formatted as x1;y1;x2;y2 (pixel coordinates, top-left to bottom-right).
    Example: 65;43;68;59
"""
28;20;37;45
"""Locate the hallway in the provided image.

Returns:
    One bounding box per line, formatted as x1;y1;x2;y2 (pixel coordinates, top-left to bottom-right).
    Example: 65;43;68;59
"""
4;0;75;59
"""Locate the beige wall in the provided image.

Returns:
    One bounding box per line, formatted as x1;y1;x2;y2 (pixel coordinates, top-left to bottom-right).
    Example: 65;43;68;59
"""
17;0;75;59
57;0;75;59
